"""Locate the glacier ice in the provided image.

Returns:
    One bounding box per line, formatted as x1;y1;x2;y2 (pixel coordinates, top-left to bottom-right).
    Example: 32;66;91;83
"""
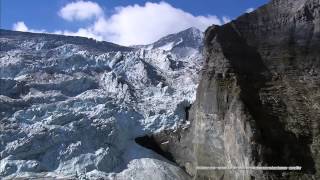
0;27;203;179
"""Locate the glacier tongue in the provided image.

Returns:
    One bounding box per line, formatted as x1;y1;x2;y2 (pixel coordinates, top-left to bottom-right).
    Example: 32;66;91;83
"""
0;28;203;179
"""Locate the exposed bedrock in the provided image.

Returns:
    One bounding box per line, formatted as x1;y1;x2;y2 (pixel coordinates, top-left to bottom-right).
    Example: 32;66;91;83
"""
153;0;320;179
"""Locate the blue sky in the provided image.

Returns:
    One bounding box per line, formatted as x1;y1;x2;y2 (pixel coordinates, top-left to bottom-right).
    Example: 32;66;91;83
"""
1;0;269;45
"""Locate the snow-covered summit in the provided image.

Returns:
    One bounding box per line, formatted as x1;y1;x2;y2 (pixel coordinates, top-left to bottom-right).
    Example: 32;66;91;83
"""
133;27;203;51
0;27;203;179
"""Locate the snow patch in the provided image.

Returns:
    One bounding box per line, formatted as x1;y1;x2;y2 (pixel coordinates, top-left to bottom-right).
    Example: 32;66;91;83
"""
157;41;175;51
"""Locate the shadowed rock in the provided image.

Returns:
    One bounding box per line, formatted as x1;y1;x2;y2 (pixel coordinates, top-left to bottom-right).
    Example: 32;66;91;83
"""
153;0;320;179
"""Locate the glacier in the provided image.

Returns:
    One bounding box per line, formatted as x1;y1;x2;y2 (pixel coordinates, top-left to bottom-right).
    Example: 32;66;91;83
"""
0;27;203;179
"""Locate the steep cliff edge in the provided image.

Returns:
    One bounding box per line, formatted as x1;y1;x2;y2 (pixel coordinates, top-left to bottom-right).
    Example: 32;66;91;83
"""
151;0;320;179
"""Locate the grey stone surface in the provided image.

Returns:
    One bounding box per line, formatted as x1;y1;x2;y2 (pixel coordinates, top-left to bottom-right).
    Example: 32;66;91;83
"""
154;0;320;179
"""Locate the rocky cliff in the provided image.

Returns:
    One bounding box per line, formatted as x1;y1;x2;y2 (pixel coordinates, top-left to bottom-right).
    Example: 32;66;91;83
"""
152;0;320;179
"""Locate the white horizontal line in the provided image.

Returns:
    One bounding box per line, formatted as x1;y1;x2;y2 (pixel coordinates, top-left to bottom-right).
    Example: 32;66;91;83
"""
196;166;302;171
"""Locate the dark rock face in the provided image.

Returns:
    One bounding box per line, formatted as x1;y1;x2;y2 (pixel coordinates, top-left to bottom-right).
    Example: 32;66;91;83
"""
135;136;175;163
154;0;320;179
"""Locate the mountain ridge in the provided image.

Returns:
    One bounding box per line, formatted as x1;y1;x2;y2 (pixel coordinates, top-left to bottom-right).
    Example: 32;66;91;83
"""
132;27;203;51
0;29;133;52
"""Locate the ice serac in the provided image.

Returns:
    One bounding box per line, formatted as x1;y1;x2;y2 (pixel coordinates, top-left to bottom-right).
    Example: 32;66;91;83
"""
153;0;320;179
0;28;203;179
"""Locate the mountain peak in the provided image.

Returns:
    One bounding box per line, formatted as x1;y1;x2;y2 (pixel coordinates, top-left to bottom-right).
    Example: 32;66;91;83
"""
137;27;203;51
182;27;202;35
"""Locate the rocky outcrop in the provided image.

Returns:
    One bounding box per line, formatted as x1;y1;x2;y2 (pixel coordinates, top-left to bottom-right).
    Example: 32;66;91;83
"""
153;0;320;179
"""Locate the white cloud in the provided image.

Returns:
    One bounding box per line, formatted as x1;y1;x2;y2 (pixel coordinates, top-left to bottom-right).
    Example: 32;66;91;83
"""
246;8;255;13
13;21;28;32
54;28;103;41
58;1;103;21
96;2;222;45
13;1;230;46
222;16;231;24
12;21;46;33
